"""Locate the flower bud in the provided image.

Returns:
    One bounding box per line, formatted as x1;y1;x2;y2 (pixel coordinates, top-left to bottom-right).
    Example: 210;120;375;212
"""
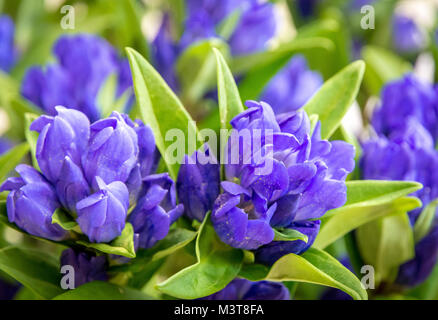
129;173;184;249
76;177;129;243
0;165;67;240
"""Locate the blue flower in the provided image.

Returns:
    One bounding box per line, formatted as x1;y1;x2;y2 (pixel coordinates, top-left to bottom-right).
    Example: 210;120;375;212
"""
152;0;276;90
76;177;129;243
211;101;355;257
177;145;220;221
129;173;184;249
0;137;12;155
372;74;438;143
0;15;16;72
392;15;426;53
21;34;132;121
0;165;67;241
60;248;107;287
260;55;322;114
362;76;438;287
203;278;290;300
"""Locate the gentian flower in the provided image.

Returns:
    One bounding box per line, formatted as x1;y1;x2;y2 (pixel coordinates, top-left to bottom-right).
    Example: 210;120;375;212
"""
212;101;354;257
129;174;184;249
203;278;290;300
392;15;426;53
0;137;12;155
0;164;67;240
21;34;132;121
0;279;19;300
0;15;15;72
177;100;354;263
260;55;322;114
361;77;438;287
176;146;220;221
372;75;438;144
60;248;107;287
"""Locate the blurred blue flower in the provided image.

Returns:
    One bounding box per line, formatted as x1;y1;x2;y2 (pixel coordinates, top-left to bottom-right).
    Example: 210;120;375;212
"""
203;278;290;300
0;15;16;72
0;279;19;300
211;100;355;256
372;75;438;144
260;55;322;113
362;76;438;287
392;15;426;53
152;0;276;89
129;173;184;248
21;34;132;121
0;137;12;155
0;165;67;240
60;248;107;287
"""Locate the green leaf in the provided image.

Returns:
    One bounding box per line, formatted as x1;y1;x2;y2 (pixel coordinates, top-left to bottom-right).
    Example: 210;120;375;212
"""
97;73;117;117
356;212;415;284
24;113;40;171
148;228;197;262
414;199;438;243
77;223;136;258
265;248;367;300
362;45;411;95
239;263;270;281
156;212;244;299
214;48;244;131
126;47;202;180
51;209;78;231
176;39;229;103
0;142;30;182
273;228;308;242
314;197;422;250
0;246;63;299
216;9;241;39
235;38;334;102
53;281;152;300
303;60;365;139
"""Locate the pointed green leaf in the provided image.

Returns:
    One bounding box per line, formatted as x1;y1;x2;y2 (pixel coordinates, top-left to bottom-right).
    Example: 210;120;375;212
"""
414;199;438;243
356;212;415;284
126;48;202;180
273;228;308;242
214;48;244;130
0;142;29;182
51;209;78;231
156;212;244;299
314;197;422;250
265;248;367;300
24;113;40;171
77;223;136;258
53;281;152;300
0;246;63;299
303;60;365;139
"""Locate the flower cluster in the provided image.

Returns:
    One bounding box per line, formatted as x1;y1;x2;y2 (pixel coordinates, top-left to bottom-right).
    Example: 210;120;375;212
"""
21;34;132;122
0;107;182;248
178;100;355;264
361;74;438;286
0;15;16;72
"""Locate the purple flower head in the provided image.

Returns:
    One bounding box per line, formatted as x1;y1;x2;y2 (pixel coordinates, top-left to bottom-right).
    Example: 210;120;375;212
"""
0;15;15;72
372;75;438;143
203;278;290;300
60;248;107;287
212;101;355;255
0;165;67;240
0;278;19;300
177;145;220;221
260;55;322;114
83;112;139;186
76;177;129;243
129;173;184;249
21;34;132;121
296;0;320;18
392;15;426;53
228;1;276;56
